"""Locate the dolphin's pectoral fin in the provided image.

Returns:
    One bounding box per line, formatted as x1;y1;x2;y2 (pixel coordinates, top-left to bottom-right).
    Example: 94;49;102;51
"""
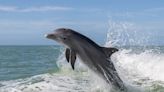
65;48;71;63
102;47;119;58
70;50;76;70
65;48;77;70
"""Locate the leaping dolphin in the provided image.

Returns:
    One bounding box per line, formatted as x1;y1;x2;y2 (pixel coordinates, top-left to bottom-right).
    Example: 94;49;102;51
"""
46;28;126;91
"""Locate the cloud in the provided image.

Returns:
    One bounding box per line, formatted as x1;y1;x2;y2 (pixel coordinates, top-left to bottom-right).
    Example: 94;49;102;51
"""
0;6;73;12
0;6;17;12
0;20;108;39
108;7;164;19
144;7;164;12
0;20;57;31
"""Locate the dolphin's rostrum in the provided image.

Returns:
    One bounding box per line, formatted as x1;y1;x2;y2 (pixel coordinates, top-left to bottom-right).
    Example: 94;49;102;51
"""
46;28;126;91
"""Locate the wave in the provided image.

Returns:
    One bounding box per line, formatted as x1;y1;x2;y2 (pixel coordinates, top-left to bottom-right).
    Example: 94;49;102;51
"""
106;20;164;92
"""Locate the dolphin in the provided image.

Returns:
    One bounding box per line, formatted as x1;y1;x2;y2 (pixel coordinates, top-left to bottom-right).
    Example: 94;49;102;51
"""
46;28;126;91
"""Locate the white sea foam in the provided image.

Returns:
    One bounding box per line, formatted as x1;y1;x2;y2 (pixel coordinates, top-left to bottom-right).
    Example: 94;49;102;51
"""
105;20;164;91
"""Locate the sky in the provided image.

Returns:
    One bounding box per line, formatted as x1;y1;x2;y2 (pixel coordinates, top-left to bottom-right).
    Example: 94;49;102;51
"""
0;0;164;45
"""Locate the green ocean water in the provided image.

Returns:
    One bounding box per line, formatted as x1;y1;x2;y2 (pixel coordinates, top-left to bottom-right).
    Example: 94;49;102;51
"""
0;45;164;92
0;46;164;81
0;46;61;81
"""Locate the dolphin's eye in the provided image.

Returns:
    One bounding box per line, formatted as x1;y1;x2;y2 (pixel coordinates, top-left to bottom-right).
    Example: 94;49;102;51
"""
60;35;67;40
63;37;66;40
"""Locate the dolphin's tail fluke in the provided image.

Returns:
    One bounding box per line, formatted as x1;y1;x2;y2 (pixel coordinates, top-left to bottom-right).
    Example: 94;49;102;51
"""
98;61;127;91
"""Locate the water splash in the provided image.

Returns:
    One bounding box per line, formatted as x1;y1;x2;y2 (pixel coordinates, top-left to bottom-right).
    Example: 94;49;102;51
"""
105;20;151;47
106;20;164;92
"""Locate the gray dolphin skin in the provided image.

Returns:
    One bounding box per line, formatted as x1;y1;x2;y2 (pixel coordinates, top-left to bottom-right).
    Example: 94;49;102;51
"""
46;28;127;91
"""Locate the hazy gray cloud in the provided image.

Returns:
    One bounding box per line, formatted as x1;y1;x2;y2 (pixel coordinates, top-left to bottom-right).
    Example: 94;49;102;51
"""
0;5;73;12
107;7;164;18
143;7;164;12
0;20;107;32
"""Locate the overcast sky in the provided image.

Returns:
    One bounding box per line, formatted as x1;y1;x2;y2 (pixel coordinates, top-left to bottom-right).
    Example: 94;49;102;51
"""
0;0;164;45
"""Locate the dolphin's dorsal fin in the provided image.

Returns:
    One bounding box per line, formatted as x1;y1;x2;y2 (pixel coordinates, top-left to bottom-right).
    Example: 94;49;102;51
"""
65;48;77;70
102;47;119;58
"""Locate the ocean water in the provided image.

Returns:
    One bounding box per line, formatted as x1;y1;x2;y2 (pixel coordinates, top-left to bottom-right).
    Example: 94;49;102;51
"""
1;22;164;92
0;45;164;92
0;46;60;81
